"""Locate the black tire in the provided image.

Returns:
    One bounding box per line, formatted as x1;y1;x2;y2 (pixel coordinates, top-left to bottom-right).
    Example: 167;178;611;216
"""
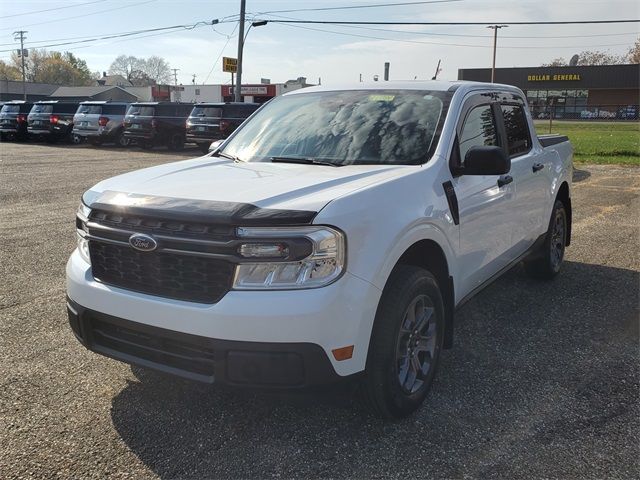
167;133;185;151
525;199;567;280
359;265;445;419
116;132;130;147
198;143;210;154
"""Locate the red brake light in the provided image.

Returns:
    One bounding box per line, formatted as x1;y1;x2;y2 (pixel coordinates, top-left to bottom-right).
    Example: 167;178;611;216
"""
50;114;59;124
98;116;109;127
17;114;27;123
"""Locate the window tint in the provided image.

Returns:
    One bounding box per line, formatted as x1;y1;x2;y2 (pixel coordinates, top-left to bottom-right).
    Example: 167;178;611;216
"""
102;104;127;115
192;106;223;117
1;105;20;113
31;104;53;114
459;104;497;162
501;104;531;157
127;105;155;116
77;105;102;115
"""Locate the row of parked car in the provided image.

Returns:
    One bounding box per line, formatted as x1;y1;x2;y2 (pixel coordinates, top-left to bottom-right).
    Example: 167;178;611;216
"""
0;100;260;152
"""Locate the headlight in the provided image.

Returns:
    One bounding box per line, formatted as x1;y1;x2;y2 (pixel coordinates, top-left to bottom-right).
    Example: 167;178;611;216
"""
76;202;91;264
233;226;345;289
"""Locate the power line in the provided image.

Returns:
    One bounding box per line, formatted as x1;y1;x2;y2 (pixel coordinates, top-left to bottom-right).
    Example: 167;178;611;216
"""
262;18;640;26
255;0;462;14
254;11;640;39
0;0;106;19
270;21;634;49
0;21;222;53
0;0;158;32
203;22;239;84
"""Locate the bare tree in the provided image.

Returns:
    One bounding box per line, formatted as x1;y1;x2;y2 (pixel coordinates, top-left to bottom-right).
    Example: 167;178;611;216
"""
108;55;142;81
142;56;172;84
542;50;627;67
627;37;640;64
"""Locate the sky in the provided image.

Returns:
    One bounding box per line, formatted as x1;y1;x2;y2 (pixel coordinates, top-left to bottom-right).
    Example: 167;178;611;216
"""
0;0;638;86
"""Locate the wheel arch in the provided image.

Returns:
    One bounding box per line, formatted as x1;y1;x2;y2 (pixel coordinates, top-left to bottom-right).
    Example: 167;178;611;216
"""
389;239;455;349
556;181;572;246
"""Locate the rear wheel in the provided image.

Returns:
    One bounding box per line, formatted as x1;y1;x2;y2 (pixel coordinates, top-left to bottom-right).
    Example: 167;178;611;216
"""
525;199;567;279
116;132;130;147
359;265;444;419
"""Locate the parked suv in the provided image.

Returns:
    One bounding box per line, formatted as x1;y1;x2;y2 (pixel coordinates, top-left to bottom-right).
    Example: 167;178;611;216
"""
186;102;260;153
123;102;194;151
73;101;130;146
0;101;32;141
27;101;78;143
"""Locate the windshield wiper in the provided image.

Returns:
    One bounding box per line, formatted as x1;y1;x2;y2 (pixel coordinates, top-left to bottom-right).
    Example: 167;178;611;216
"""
211;150;242;162
270;156;343;167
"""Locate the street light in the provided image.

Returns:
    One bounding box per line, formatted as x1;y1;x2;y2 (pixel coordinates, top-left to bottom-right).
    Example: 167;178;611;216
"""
487;25;508;83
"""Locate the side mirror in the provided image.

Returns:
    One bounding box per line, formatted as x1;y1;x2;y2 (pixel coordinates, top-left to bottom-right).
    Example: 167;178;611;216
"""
463;146;510;175
208;139;224;152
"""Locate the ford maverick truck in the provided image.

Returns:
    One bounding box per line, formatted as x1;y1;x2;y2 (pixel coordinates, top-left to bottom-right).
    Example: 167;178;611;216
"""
67;81;573;418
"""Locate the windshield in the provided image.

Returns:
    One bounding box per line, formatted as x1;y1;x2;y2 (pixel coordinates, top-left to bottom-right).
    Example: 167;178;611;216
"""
222;90;447;166
191;106;222;117
126;105;155;116
31;104;53;114
77;105;102;115
1;105;20;114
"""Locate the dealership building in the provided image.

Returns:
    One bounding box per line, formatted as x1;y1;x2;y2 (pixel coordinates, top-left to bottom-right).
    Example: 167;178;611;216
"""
458;64;639;119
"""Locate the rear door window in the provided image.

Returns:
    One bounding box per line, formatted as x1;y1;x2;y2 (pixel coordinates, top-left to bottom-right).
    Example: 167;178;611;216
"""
192;106;222;117
500;104;531;157
31;104;53;114
1;105;20;113
459;104;498;163
77;105;102;115
127;105;155;116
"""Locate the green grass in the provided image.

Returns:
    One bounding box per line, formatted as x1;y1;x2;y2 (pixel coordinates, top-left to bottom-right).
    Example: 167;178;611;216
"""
534;121;639;165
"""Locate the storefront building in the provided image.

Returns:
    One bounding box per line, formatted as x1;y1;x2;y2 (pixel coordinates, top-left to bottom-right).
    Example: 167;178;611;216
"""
458;64;639;120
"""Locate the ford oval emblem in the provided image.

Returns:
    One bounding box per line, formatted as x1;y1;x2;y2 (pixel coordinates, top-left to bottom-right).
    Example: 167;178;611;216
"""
129;233;157;252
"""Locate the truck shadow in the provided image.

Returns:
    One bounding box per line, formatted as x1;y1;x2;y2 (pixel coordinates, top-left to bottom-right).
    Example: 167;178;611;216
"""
110;260;639;478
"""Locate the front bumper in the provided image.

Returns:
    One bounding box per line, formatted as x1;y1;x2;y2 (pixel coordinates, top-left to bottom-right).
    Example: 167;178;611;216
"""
66;249;381;383
67;297;342;387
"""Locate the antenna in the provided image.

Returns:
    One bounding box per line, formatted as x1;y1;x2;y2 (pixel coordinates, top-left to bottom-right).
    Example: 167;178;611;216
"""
569;54;579;66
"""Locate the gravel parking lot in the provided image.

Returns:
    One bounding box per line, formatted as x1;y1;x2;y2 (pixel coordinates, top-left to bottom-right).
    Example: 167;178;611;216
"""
1;142;638;479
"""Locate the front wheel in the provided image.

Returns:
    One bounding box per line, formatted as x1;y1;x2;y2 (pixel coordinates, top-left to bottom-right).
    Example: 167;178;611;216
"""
116;132;130;147
525;199;567;279
359;265;444;419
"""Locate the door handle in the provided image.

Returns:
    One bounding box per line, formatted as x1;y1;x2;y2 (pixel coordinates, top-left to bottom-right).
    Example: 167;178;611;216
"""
532;163;544;172
497;175;513;188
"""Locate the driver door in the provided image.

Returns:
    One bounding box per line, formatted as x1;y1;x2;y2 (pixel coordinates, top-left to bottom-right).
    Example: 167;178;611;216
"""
452;97;517;297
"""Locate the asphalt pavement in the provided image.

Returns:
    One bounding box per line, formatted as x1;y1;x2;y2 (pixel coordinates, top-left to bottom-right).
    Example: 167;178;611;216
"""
1;142;638;479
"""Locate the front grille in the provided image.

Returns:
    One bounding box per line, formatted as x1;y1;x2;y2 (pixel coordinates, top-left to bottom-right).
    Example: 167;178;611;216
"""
91;210;234;239
90;316;216;379
89;241;234;303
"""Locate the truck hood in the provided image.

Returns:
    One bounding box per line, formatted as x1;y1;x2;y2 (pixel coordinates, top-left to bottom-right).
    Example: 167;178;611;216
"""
87;156;415;214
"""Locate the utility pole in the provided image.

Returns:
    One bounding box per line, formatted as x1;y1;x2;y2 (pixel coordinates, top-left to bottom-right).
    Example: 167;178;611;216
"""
14;30;27;100
235;0;246;102
487;25;507;83
171;68;180;101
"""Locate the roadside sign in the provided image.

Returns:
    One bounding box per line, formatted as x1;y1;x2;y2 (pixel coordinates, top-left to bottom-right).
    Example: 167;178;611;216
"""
223;57;237;73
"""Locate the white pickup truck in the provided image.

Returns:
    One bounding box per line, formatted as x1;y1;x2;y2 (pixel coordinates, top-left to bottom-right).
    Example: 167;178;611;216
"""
67;81;573;418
